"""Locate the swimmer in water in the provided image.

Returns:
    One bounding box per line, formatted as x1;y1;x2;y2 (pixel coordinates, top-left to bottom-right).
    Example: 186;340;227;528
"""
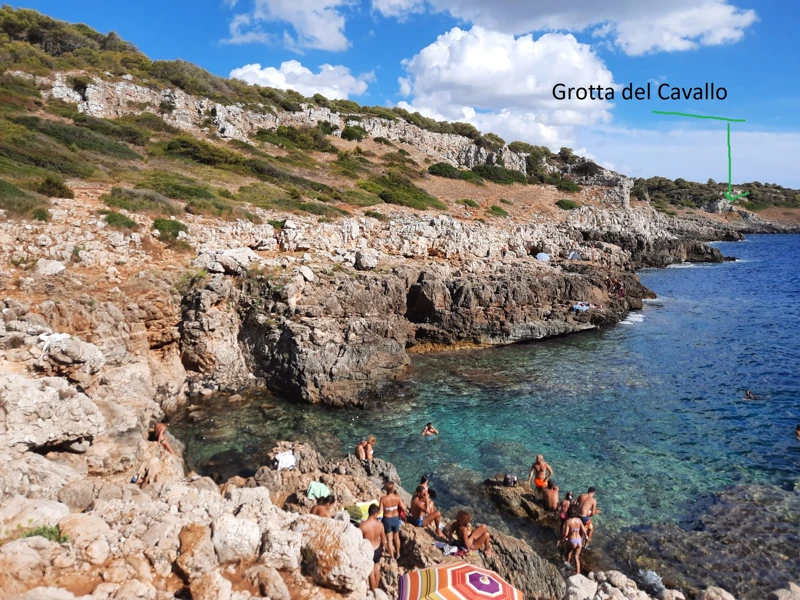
421;422;439;437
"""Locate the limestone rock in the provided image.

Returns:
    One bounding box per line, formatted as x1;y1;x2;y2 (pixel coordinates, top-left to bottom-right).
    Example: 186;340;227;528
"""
662;591;687;600
769;582;800;600
35;259;66;276
211;513;261;564
0;451;81;501
190;570;233;600
698;588;737;600
354;249;378;271
260;528;302;571
299;265;315;282
290;514;373;592
176;524;217;581
14;588;76;600
0;497;69;535
565;574;598;600
244;565;291;600
110;579;157;600
0;374;105;450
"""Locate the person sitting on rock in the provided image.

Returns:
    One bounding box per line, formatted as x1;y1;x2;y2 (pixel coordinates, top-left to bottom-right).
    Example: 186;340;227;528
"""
355;439;367;460
379;482;407;560
365;435;376;460
359;503;387;591
419;475;429;490
421;422;439;437
154;421;176;455
311;495;336;518
543;479;560;512
410;485;442;535
454;510;493;557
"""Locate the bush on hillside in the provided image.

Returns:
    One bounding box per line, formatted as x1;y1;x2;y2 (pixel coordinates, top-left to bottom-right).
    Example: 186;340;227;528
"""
460;199;479;208
0;178;48;216
102;187;179;215
135;171;214;200
341;125;368;142
34;174;73;198
13;116;142;160
471;164;526;185
488;205;509;217
102;210;138;229
556;199;580;210
153;217;188;240
427;162;462;179
371;171;446;211
557;180;581;193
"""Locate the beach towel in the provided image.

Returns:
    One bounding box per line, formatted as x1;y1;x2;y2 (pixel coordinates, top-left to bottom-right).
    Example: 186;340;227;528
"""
346;501;381;523
275;450;296;471
306;481;331;500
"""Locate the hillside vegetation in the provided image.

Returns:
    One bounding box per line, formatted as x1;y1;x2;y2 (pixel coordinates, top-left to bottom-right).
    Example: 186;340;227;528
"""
0;5;795;225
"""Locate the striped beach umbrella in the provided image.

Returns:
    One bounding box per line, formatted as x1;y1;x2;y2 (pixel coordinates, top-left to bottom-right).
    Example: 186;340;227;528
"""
398;562;524;600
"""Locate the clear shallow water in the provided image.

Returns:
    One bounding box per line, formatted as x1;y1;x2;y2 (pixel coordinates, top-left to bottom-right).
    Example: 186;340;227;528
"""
174;234;800;595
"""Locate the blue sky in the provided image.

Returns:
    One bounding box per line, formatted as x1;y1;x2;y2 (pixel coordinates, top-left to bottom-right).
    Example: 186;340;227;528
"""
18;0;800;186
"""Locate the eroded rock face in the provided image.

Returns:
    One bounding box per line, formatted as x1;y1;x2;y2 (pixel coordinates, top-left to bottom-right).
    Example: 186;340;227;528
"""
0;374;105;450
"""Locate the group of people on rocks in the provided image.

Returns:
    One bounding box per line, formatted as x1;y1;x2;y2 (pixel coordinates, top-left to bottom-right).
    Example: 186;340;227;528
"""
525;454;601;575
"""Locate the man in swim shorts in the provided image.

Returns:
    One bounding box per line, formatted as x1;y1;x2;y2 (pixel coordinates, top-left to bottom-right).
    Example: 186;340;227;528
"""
575;487;600;547
359;504;387;591
526;454;554;499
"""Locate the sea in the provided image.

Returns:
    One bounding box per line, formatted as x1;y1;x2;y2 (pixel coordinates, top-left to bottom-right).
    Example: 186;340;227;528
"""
173;234;800;598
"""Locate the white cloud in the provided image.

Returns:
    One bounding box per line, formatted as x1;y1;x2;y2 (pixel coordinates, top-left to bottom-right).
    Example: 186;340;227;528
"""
582;126;800;187
223;0;351;51
397;26;615;147
230;60;372;99
373;0;757;55
221;14;273;45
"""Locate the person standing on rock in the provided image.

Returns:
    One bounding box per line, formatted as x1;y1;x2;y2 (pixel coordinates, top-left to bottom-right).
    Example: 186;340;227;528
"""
366;436;376;460
558;491;574;540
379;482;407;560
526;454;554;499
562;514;587;574
356;439;367;460
575;487;600;548
359;503;387;591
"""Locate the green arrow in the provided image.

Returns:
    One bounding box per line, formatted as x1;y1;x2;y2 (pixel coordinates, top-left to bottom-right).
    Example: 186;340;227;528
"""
725;123;747;203
724;191;750;201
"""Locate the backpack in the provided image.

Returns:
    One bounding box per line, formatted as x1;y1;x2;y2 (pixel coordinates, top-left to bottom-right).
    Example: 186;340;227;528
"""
503;473;518;487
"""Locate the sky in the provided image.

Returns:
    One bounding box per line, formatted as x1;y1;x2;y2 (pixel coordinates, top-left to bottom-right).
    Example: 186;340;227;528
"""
17;0;800;186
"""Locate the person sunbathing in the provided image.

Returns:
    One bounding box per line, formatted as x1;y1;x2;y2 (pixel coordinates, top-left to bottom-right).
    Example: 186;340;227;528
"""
409;485;441;535
454;510;492;556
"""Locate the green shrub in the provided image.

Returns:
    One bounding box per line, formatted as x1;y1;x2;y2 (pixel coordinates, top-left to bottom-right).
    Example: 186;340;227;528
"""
428;162;462;179
0;73;42;112
317;121;337;135
488;205;509;217
267;219;286;230
135;171;214;200
0;130;95;178
44;99;79;118
0;178;48;216
500;198;512;205
117;112;178;134
571;161;602;177
460;199;479;208
153;217;188;240
12;116;142;160
341;189;382;207
357;180;383;194
556;180;581;192
374;137;393;146
72;114;148;145
102;210;139;229
555;199;580;210
471;164;526;185
371;171;445;211
32;207;49;221
34;174;73;198
460;170;484;184
341;125;367;142
102;187;179;215
22;525;68;543
364;209;387;221
255;125;335;153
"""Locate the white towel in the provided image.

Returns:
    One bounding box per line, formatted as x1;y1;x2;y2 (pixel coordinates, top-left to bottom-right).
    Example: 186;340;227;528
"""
275;450;296;471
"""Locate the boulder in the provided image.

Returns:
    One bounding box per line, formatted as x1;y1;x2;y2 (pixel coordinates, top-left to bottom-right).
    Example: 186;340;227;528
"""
355;249;378;271
211;513;261;564
58;513;110;545
244;565;291;600
662;591;687;600
176;524;217;582
565;574;598;600
290;514;373;592
0;497;69;536
698;588;737;600
111;579;157;600
190;570;233;600
0;374;105;450
14;588;75;600
260;528;302;571
0;452;81;501
769;582;800;600
35;259;66;276
299;265;315;282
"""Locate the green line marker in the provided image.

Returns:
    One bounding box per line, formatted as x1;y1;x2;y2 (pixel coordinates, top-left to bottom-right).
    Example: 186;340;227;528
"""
652;110;749;202
652;110;746;123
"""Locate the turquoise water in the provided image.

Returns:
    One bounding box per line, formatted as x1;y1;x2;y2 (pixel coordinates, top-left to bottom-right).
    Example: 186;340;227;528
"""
174;234;800;596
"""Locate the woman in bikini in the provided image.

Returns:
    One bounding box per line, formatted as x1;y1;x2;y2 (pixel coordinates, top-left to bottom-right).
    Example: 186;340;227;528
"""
409;485;442;535
454;510;493;556
378;482;406;560
365;435;376;460
558;491;574;542
562;515;587;574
